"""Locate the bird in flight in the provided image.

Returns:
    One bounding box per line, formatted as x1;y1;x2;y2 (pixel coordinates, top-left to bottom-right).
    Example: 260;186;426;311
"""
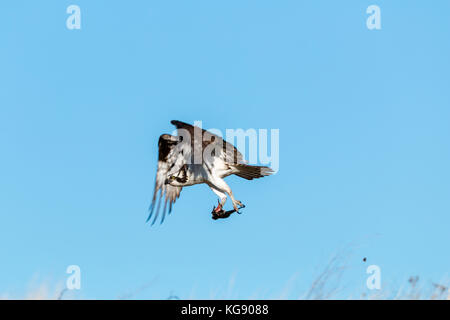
147;120;274;225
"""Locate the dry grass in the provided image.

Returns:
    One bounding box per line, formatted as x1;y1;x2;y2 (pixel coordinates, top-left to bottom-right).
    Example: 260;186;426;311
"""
2;254;448;300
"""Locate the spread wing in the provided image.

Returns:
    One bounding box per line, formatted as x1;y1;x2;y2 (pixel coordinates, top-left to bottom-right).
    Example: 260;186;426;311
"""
170;120;244;166
147;134;183;225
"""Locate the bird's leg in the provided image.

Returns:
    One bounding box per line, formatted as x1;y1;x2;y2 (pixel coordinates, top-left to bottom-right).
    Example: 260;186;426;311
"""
229;194;245;214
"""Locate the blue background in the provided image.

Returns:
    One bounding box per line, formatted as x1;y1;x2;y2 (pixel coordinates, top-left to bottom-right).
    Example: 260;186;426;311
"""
0;1;449;298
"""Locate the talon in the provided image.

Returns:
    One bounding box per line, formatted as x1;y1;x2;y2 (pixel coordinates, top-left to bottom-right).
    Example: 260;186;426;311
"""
213;203;223;213
234;200;245;210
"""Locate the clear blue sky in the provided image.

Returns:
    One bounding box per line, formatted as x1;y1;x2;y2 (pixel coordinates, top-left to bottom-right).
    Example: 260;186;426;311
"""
0;1;449;299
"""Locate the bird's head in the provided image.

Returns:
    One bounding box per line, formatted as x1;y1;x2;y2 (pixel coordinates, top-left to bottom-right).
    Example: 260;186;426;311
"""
165;174;186;187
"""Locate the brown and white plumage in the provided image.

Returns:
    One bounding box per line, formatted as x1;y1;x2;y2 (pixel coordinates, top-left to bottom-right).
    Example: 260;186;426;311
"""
147;120;273;225
147;134;183;225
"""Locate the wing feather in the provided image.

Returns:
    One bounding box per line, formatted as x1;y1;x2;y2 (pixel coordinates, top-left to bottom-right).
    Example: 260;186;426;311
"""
147;134;183;225
170;120;244;165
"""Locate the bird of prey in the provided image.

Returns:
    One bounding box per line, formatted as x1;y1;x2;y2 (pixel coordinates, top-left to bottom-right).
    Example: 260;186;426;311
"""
147;120;273;225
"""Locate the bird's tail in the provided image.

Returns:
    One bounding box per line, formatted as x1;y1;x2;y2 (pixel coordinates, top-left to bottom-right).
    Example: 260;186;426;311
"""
230;164;274;180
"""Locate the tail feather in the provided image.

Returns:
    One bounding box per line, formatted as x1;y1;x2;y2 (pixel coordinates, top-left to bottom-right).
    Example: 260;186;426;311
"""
231;164;274;180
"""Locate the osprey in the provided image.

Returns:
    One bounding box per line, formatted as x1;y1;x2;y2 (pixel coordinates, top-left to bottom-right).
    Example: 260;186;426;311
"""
147;120;273;224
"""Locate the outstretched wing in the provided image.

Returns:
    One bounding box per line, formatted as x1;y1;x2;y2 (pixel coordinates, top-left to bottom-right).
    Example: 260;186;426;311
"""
170;120;244;166
147;134;183;225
